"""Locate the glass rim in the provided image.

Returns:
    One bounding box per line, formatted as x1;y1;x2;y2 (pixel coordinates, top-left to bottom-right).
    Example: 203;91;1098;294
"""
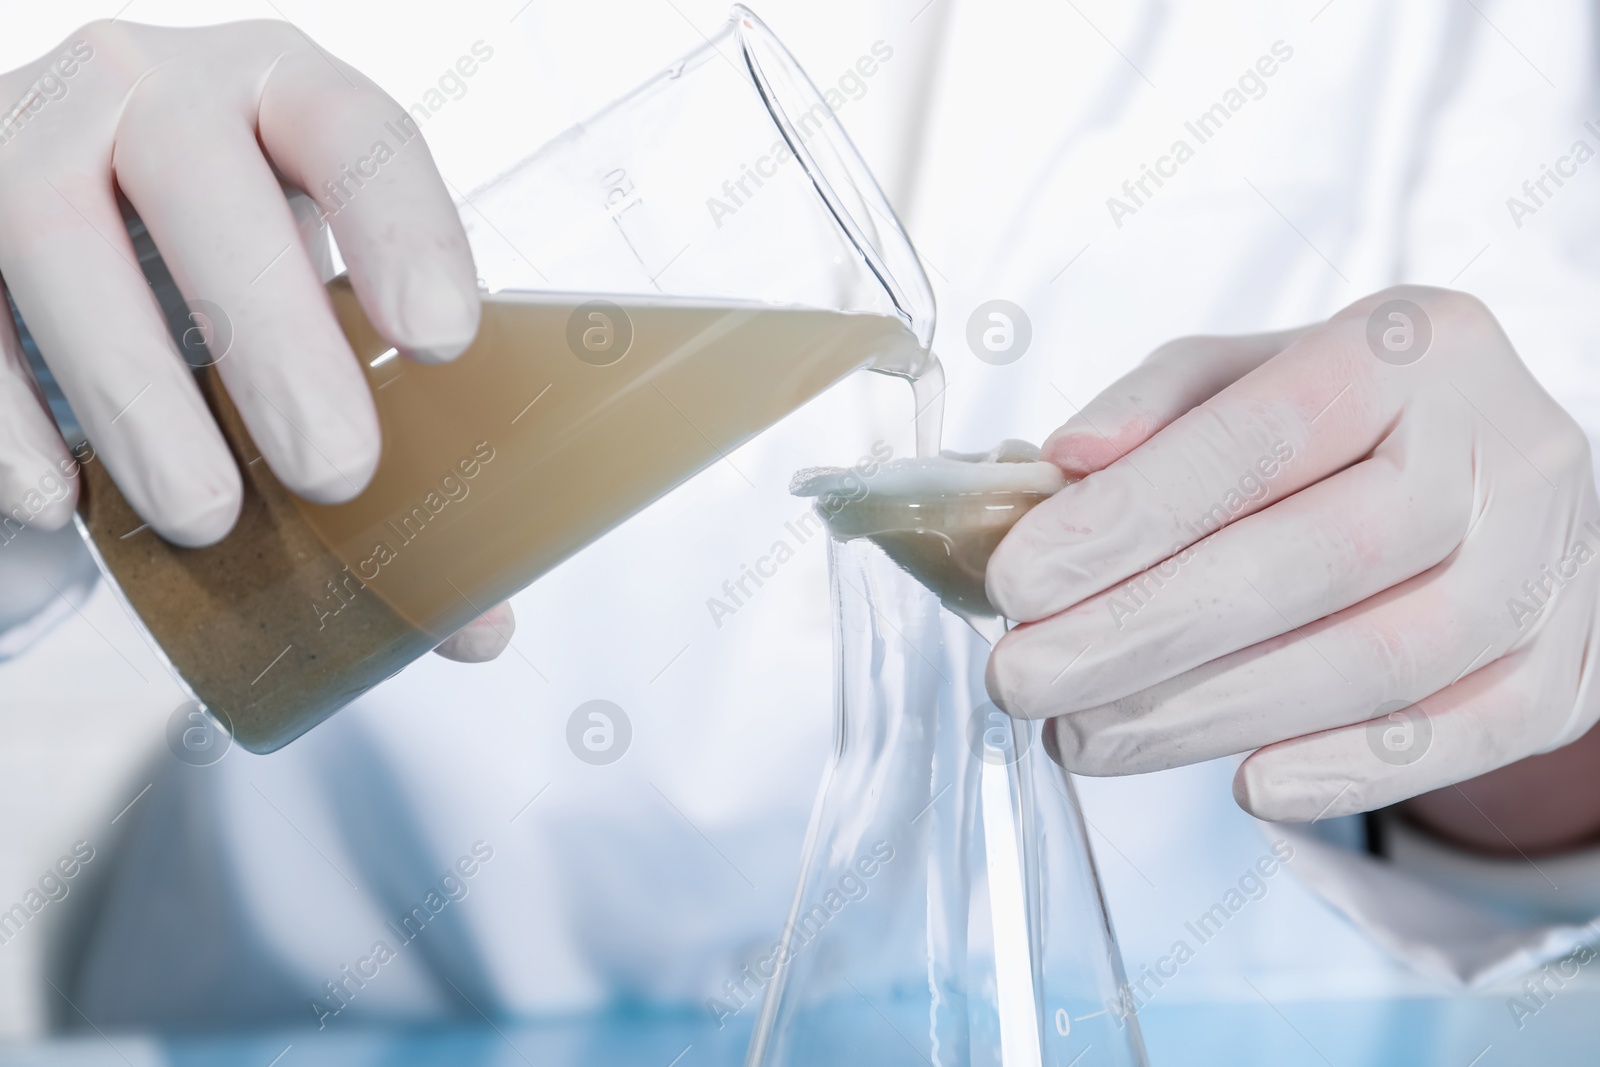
458;5;937;349
730;5;936;349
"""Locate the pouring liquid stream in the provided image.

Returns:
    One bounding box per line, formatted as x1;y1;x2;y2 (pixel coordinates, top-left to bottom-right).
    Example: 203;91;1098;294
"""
911;355;946;459
902;355;1048;1067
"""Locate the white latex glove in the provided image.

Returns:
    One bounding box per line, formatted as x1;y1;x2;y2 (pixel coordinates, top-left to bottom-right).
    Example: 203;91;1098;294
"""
986;287;1600;823
0;20;510;662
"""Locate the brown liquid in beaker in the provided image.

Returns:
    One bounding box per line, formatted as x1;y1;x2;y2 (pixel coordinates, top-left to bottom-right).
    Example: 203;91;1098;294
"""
81;278;923;751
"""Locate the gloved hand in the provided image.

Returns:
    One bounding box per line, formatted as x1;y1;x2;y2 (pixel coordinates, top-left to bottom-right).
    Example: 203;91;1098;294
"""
986;287;1600;825
0;20;510;661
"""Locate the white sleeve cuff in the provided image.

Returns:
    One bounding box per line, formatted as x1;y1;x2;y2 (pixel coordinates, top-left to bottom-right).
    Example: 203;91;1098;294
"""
1269;815;1600;986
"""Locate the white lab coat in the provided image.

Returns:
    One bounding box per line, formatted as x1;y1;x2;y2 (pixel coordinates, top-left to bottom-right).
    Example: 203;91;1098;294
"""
1;0;1598;1037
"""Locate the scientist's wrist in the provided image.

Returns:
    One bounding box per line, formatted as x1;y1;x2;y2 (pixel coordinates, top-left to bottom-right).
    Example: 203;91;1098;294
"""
1399;720;1600;858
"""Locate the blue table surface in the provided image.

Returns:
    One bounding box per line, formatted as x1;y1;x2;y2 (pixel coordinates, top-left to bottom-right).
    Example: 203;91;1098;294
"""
0;994;1591;1066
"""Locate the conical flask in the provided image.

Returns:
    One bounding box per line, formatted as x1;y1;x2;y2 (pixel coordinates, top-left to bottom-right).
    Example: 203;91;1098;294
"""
747;464;1149;1066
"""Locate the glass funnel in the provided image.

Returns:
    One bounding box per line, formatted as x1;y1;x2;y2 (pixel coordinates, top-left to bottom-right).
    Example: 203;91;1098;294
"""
749;463;1148;1066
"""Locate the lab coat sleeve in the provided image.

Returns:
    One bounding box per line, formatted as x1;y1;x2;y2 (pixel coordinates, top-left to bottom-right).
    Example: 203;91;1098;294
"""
1271;815;1600;986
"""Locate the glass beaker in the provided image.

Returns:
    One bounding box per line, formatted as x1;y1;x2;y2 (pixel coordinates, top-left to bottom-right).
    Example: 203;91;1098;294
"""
55;6;934;752
747;492;1148;1066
